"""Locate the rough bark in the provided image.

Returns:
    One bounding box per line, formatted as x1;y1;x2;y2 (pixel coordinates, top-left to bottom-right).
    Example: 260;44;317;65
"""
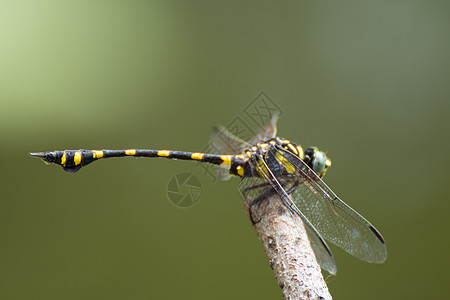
244;193;332;300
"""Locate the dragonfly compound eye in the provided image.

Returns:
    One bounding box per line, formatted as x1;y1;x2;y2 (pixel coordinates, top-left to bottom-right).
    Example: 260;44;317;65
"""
311;151;327;175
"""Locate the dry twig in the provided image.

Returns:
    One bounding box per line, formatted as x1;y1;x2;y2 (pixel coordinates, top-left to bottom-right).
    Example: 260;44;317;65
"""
244;193;332;300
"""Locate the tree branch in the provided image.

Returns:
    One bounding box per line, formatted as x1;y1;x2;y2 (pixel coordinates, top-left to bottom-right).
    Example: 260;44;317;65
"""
244;193;332;300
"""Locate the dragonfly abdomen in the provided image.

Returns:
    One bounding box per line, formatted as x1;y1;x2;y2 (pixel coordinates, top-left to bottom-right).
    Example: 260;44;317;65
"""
30;149;248;175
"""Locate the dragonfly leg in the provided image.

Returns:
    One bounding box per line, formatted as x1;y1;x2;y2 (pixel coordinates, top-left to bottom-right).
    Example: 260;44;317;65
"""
247;180;296;225
248;187;277;224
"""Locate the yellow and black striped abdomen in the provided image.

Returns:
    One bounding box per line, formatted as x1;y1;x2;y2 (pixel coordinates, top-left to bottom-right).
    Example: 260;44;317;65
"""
30;149;247;175
33;150;104;173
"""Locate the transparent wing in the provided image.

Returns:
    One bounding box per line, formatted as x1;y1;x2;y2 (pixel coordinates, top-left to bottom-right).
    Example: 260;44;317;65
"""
209;125;248;181
210;114;278;181
246;113;279;146
238;164;337;275
267;147;387;263
210;113;279;155
210;125;249;155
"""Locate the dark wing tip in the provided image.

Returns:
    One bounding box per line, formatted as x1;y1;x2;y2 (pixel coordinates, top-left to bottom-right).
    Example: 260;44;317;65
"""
369;225;386;244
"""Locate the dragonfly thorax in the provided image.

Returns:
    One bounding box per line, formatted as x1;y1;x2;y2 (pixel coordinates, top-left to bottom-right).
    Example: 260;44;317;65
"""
243;137;302;157
241;137;332;179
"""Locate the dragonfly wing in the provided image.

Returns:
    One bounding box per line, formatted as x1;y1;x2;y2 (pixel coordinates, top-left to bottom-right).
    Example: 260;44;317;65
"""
210;113;279;155
268;147;387;263
210;125;249;155
210;125;249;181
210;114;278;181
303;218;338;275
246;113;279;146
238;161;337;275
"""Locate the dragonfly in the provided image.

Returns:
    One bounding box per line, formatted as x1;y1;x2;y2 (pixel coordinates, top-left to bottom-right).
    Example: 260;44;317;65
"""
30;115;387;274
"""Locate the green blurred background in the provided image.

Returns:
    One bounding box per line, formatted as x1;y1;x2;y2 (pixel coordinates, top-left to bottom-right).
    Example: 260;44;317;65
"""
1;1;449;299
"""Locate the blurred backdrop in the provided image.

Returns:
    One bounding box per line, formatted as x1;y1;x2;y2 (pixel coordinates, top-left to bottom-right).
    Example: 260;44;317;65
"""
1;1;449;299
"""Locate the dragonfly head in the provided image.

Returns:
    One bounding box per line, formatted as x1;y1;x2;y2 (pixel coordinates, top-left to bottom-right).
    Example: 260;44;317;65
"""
304;147;332;178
